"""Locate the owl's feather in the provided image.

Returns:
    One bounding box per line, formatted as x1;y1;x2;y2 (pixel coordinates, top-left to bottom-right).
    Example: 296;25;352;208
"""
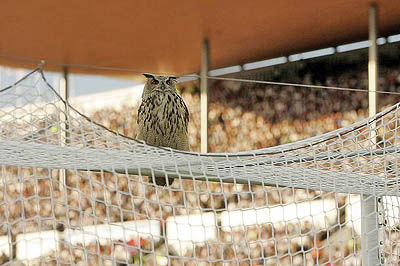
136;74;190;186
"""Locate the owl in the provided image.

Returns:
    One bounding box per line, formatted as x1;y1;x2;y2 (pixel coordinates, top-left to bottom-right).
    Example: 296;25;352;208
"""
136;73;190;186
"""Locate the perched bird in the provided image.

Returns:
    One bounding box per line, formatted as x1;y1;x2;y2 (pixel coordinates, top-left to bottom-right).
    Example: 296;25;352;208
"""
136;73;190;186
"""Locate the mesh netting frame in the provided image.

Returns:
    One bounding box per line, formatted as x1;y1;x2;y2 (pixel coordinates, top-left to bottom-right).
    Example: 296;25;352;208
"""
1;68;399;265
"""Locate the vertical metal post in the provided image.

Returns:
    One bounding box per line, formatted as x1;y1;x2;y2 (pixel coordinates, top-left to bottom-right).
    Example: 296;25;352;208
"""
200;39;209;153
361;3;381;265
62;67;69;101
59;67;69;190
368;4;378;126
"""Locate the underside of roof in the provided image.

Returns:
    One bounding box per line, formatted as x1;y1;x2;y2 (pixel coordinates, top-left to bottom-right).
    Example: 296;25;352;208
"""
0;0;399;77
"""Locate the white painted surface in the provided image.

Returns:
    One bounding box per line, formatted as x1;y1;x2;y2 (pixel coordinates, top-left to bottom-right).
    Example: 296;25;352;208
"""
0;235;10;257
16;230;59;260
221;200;337;230
13;219;160;261
64;219;161;246
166;212;216;255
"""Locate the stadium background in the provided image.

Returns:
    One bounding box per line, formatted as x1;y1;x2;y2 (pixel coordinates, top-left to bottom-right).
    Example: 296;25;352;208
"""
0;1;400;264
0;40;398;265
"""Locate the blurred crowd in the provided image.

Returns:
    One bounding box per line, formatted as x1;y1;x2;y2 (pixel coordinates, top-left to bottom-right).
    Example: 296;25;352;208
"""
1;61;400;265
91;65;400;154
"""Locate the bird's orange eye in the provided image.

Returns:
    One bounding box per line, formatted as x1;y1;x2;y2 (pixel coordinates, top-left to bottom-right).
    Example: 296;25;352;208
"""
151;79;159;85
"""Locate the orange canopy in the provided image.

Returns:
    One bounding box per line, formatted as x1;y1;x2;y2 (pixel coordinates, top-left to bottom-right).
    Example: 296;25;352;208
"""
0;0;399;76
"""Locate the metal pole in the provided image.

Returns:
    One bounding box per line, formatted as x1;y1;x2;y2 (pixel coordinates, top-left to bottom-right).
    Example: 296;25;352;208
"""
361;3;381;265
200;39;209;153
59;67;69;190
62;67;69;101
368;4;378;126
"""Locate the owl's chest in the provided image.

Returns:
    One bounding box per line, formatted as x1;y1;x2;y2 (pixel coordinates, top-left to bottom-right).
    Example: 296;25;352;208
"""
151;93;175;120
142;93;182;129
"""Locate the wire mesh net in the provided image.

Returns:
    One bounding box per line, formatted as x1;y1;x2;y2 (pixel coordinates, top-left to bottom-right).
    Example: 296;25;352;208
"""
0;68;399;265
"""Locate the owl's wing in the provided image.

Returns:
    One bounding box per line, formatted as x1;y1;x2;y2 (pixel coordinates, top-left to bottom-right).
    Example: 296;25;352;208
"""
174;94;190;151
136;100;146;139
175;94;189;127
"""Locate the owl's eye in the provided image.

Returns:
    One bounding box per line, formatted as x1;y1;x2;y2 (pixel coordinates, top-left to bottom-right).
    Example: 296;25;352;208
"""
166;79;171;85
151;79;159;85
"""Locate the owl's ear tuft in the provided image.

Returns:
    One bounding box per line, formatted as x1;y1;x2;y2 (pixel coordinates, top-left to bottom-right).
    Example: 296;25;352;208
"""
143;73;155;79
